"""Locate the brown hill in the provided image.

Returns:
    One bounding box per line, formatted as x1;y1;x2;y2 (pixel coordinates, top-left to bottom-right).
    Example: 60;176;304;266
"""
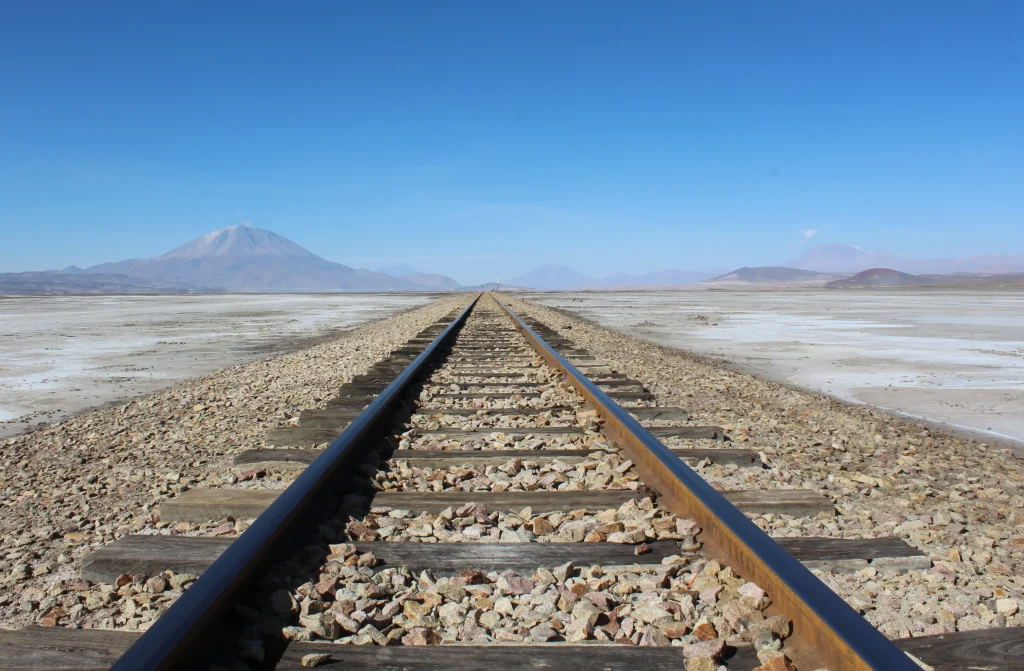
706;267;837;283
826;268;921;287
827;268;1024;288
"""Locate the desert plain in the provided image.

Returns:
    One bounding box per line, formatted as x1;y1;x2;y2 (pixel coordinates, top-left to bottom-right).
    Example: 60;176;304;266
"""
0;293;433;438
0;290;1021;641
4;288;1022;457
527;288;1024;456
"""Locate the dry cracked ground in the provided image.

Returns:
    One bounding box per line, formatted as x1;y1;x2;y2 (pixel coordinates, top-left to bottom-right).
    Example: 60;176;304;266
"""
0;294;1021;651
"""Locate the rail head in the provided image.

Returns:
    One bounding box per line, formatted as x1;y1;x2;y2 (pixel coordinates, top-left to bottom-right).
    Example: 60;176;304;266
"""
109;294;481;671
493;295;919;671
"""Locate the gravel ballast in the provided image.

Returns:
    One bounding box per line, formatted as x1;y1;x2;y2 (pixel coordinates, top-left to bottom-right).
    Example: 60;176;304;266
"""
0;295;468;630
502;296;1024;638
4;291;1021;655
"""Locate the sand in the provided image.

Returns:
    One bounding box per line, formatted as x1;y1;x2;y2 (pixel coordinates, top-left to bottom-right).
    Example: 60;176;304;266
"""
0;294;433;437
525;289;1024;454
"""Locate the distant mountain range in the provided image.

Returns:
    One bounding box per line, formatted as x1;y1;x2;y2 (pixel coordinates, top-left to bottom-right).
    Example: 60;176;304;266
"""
503;264;726;290
4;226;461;294
697;264;1024;288
787;242;1024;275
827;268;1024;288
706;267;841;284
8;232;1023;295
513;244;1024;289
498;240;1024;290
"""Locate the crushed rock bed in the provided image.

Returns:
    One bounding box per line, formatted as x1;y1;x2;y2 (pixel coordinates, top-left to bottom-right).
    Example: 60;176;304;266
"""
60;497;698;633
408;406;591;429
344;498;690;545
420;395;589;411
426;372;559;384
408;412;585;429
394;433;610;452
503;296;1024;636
376;453;641;493
258;548;789;661
370;454;758;495
242;451;756;500
819;565;1024;638
222;498;797;670
0;295;469;630
10;516;256;631
8;293;1022;645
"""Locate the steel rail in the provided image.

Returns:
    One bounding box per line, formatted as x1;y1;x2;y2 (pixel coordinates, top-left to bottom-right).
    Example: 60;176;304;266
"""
110;294;480;671
494;295;918;671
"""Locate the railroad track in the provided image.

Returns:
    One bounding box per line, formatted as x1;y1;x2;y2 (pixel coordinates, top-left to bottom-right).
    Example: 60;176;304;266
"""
1;293;1019;670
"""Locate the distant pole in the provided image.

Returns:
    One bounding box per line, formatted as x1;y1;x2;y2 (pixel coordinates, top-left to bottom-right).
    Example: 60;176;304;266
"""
495;279;500;292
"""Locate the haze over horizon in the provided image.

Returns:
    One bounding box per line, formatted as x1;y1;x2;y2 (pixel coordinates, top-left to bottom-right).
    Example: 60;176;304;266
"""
2;2;1023;285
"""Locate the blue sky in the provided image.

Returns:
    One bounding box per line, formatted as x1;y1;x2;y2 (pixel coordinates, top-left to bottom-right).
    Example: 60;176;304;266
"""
1;2;1022;284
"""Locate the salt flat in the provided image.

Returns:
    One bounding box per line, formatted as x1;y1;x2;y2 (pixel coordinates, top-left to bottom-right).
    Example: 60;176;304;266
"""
0;294;433;437
527;289;1024;453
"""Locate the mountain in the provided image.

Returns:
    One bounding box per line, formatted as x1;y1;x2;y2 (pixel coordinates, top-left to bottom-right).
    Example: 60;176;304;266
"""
706;266;840;283
788;243;1024;275
827;268;1024;288
825;268;922;287
84;225;460;292
917;254;1024;274
0;270;217;295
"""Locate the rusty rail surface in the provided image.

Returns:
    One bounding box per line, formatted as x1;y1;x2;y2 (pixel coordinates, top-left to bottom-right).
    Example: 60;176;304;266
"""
495;296;919;671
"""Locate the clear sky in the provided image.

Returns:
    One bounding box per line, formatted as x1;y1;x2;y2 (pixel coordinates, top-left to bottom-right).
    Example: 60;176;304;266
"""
1;2;1022;284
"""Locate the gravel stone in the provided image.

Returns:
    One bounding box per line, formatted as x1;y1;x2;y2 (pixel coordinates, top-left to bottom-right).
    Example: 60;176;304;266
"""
0;297;466;630
505;296;1024;638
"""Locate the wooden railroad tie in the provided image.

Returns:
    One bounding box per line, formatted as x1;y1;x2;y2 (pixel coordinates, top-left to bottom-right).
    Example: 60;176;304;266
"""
158;488;835;523
82;535;929;584
5;626;1023;671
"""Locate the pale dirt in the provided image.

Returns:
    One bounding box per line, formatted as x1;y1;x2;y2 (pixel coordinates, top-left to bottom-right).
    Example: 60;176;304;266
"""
0;294;436;437
523;289;1024;455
